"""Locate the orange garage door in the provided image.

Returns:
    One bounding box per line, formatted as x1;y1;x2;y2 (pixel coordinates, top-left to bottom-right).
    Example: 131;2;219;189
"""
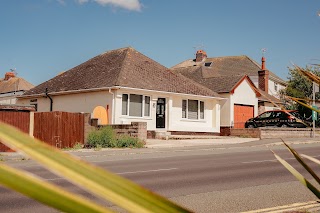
234;105;254;129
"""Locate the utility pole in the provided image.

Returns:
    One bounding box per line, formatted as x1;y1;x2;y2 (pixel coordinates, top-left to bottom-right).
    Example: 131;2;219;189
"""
313;82;316;137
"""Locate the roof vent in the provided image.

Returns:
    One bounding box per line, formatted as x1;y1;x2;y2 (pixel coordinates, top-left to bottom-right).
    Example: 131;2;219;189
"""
204;62;212;67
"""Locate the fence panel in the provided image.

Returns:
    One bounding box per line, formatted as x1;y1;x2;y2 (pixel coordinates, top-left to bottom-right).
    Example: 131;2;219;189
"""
34;112;84;148
0;111;30;152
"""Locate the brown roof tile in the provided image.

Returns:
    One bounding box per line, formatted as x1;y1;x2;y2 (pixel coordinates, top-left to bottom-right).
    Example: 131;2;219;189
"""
172;55;286;85
0;77;34;94
172;66;245;93
23;47;220;98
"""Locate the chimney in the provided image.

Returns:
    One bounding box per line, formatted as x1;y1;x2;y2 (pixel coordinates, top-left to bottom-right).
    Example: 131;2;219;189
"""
4;72;15;81
258;56;269;92
195;50;207;62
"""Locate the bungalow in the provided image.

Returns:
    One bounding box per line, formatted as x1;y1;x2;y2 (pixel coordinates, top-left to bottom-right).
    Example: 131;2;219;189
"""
0;71;34;105
171;50;286;131
17;47;224;134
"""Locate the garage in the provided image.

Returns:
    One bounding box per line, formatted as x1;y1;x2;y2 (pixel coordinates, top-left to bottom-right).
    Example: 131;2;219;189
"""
234;104;254;129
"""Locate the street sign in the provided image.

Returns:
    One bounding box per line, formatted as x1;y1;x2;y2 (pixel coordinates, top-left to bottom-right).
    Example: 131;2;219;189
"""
312;105;318;121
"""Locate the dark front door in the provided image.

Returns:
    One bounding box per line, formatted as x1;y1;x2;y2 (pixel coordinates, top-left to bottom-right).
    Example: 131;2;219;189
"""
156;98;166;128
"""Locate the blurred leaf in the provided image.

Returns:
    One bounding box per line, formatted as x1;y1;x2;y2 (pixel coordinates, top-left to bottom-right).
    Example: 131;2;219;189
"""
273;152;320;199
282;142;320;185
0;163;112;213
301;154;320;166
0;122;191;213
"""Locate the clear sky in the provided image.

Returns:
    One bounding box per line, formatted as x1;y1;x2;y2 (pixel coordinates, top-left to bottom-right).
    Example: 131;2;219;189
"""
1;0;320;85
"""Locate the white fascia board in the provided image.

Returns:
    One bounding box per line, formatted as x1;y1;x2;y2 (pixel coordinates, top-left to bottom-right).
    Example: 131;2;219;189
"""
118;86;226;100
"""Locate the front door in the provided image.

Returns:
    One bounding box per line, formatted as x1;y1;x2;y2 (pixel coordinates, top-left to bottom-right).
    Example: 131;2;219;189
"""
156;98;166;128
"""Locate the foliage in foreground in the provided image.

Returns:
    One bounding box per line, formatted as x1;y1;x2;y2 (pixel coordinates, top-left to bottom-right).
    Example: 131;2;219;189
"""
272;142;320;199
0;122;190;213
87;126;145;148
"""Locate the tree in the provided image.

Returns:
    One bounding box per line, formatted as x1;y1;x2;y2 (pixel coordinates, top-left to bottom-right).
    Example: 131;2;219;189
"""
282;65;320;117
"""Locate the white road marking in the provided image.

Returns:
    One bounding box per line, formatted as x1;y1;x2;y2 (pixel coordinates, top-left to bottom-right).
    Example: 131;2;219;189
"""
242;200;320;213
116;168;178;175
43;168;179;180
241;154;320;164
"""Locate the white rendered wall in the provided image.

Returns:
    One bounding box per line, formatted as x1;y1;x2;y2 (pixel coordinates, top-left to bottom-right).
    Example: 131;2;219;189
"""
114;89;221;132
17;91;113;123
221;79;258;127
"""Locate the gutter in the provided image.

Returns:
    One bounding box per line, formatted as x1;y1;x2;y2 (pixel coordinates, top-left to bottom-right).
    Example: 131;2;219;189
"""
108;88;115;124
45;88;53;112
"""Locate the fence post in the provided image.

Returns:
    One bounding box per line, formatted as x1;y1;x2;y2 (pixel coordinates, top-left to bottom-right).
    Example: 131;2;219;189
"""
29;112;34;138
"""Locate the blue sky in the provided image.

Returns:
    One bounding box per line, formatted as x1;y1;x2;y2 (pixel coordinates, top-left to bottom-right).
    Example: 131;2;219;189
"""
1;0;320;85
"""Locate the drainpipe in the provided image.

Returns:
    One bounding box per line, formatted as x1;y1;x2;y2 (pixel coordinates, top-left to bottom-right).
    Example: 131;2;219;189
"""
108;88;115;124
45;88;53;112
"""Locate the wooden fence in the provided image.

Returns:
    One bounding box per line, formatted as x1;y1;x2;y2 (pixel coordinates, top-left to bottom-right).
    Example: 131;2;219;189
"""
0;111;30;152
33;112;85;148
0;111;85;152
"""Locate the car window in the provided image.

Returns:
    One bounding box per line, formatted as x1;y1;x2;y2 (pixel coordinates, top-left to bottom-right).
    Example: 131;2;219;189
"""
258;112;273;118
273;112;282;118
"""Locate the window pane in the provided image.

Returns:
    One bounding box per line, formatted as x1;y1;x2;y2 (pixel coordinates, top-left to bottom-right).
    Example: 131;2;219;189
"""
122;94;128;115
182;100;187;118
200;101;204;119
129;94;142;117
144;96;150;116
188;100;198;119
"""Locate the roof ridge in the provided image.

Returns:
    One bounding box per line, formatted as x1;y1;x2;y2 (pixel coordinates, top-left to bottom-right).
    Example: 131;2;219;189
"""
114;48;131;86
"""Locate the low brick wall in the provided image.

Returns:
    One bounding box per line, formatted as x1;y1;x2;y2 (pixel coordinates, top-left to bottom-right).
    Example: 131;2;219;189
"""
260;128;319;139
230;127;320;139
230;128;260;138
108;122;147;141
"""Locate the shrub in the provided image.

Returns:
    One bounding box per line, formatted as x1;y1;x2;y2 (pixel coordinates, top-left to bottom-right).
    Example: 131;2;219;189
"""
87;126;116;148
116;135;145;148
87;126;144;148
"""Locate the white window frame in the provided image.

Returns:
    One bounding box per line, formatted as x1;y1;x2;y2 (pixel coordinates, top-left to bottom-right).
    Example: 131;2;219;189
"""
182;99;205;120
274;82;278;91
122;94;151;118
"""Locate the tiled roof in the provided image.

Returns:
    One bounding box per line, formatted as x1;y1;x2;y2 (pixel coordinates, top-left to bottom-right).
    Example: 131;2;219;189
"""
172;55;286;85
258;89;282;104
0;77;34;94
23;47;220;98
172;66;245;93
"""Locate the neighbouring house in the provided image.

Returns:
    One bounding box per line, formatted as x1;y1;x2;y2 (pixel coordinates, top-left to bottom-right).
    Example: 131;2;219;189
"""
171;50;286;131
0;71;34;105
17;47;224;135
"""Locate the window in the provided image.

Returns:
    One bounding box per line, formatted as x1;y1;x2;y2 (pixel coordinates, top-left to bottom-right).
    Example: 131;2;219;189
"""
182;99;204;120
200;101;204;119
129;94;143;117
182;100;187;118
204;62;212;67
122;94;151;117
144;96;150;116
122;94;128;115
274;83;278;91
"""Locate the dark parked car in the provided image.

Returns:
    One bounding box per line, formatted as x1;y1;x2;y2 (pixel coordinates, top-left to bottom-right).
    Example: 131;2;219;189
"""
245;110;309;128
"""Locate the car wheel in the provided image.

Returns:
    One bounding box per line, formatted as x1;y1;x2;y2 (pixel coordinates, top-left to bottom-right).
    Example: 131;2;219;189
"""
247;124;255;128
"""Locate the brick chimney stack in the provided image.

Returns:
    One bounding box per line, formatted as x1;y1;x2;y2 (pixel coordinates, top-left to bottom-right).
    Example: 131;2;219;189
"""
258;57;269;92
4;72;15;81
195;50;207;62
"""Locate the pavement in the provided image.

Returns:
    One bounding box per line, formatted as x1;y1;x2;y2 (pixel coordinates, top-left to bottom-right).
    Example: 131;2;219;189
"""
1;136;320;162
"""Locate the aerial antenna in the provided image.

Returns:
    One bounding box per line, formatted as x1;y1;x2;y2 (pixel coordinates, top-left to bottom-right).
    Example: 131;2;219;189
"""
193;44;205;55
261;48;267;57
10;68;18;75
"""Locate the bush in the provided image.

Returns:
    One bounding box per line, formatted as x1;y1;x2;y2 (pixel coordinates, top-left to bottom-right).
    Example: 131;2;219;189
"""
116;135;145;148
87;126;144;148
87;126;116;148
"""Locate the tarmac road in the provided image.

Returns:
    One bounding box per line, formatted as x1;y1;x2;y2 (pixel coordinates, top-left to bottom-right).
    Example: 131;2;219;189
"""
1;138;320;212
